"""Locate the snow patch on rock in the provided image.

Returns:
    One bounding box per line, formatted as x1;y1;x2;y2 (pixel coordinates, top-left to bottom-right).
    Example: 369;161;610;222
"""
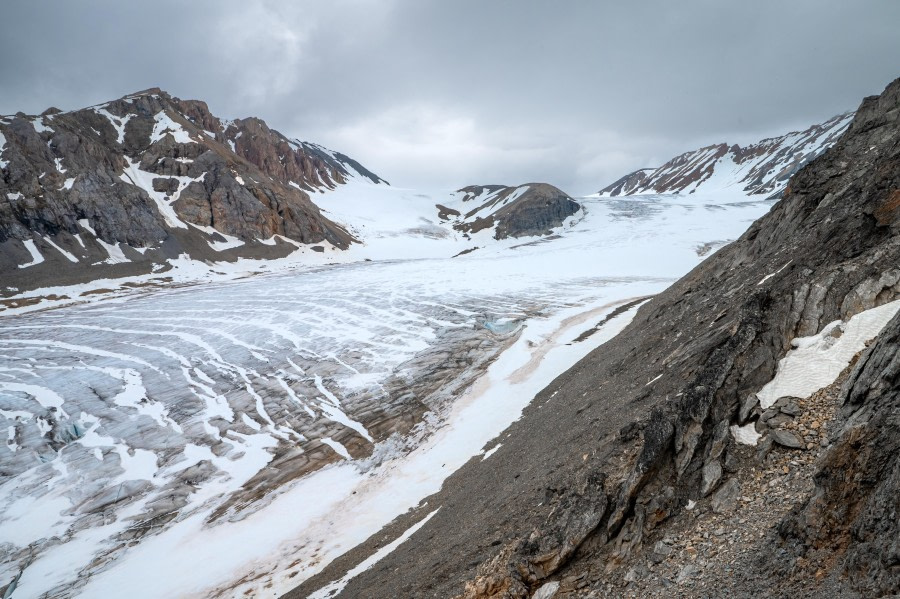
757;299;900;409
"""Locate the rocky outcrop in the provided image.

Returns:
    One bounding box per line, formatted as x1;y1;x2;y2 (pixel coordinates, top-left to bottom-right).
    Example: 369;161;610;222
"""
0;88;384;293
598;112;854;198
597;168;653;197
321;77;900;598
441;183;581;239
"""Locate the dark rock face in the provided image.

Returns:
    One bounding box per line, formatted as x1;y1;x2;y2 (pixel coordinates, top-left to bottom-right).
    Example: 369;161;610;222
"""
597;112;854;198
598;168;653;197
0;88;384;292
315;78;900;598
446;183;581;239
777;310;900;596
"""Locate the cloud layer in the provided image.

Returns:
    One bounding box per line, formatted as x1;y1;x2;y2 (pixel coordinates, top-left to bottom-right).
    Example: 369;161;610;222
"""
2;0;898;193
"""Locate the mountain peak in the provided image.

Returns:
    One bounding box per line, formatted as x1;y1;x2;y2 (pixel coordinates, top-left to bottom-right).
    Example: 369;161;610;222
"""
0;89;389;294
598;112;855;199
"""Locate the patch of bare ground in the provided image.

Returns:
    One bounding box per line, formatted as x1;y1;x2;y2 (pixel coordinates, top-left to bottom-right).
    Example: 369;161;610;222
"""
0;294;70;309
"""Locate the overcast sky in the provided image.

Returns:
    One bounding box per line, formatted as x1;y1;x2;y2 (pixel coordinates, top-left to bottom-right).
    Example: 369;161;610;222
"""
2;1;898;194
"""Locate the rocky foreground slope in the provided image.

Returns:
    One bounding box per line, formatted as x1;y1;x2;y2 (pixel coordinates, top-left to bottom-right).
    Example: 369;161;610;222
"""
292;78;900;598
598;112;853;199
0;88;379;293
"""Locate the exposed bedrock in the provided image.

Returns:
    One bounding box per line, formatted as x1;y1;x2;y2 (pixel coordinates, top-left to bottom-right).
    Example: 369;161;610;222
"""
449;183;581;240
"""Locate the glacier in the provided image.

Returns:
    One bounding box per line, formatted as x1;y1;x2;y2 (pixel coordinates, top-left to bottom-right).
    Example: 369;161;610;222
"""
0;187;773;598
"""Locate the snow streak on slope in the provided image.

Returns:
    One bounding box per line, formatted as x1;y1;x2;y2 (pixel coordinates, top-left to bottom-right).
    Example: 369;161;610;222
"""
0;185;773;598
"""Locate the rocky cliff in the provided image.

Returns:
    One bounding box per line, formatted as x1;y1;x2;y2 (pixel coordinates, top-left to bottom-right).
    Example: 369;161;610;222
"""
297;78;900;598
0;88;385;294
598;112;853;199
438;183;581;240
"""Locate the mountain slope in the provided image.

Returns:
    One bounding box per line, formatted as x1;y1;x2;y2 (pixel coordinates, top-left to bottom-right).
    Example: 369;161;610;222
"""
308;78;900;598
599;112;853;199
0;88;385;294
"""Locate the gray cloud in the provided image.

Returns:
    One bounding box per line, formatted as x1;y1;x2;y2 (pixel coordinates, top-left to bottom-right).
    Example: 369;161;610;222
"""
2;0;898;193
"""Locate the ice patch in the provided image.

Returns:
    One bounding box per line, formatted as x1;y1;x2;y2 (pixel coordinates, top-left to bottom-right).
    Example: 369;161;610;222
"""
189;223;245;251
44;237;79;263
18;239;44;268
0;382;65;409
77;218;100;242
307;508;439;599
76;418;159;483
315;375;374;443
95;238;130;264
95;108;134;144
502;185;531;206
645;373;663;386
119;156;193;229
321;437;352;460
150;111;193;144
756;299;900;409
6;426;17;453
482;443;502;460
730;422;761;446
0;130;8;168
0;481;70;546
758;260;792;286
32;118;53;134
533;581;561;599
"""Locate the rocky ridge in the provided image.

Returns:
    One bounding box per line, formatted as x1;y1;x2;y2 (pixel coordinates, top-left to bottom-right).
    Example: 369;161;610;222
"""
438;183;581;240
305;78;900;598
598;112;853;199
0;88;384;294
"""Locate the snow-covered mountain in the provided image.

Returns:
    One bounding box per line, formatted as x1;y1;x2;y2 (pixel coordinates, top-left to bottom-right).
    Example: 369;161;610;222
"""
0;88;385;297
598;112;854;199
